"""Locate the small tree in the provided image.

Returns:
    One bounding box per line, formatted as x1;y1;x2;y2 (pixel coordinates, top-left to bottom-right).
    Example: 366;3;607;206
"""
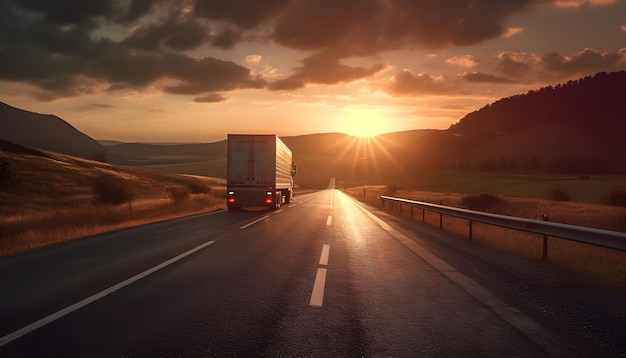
385;184;399;196
167;186;190;206
550;188;570;202
92;173;134;205
601;190;626;208
0;157;18;191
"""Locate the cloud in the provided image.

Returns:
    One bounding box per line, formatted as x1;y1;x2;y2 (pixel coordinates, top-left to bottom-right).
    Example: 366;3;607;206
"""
539;48;626;75
124;18;211;51
384;70;455;96
75;103;115;111
268;51;384;90
547;0;617;8
496;48;626;79
462;72;514;83
496;51;534;77
445;55;481;68
493;48;626;82
271;0;531;53
193;93;227;103
193;0;289;29
245;55;262;65
502;26;524;38
1;0;623;100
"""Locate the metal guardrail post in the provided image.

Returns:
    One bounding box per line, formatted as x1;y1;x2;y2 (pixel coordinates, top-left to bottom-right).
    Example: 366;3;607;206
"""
543;214;549;260
439;202;443;228
469;206;473;239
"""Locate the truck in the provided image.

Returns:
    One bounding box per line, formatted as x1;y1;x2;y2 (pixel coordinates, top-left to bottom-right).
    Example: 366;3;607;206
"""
226;134;296;210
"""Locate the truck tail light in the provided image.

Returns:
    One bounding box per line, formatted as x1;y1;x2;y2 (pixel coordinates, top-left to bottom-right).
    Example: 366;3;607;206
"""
228;198;236;203
265;198;273;204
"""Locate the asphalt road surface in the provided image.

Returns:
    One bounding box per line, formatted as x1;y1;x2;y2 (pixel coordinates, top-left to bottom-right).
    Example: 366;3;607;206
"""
1;188;625;357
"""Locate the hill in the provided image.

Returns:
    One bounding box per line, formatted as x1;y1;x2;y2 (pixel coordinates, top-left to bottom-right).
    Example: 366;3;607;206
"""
444;71;626;173
0;139;225;256
0;102;108;160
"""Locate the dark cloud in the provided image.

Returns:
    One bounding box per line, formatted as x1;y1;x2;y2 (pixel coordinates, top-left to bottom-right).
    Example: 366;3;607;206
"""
266;0;533;89
3;0;619;100
15;0;117;25
75;103;115;111
269;51;384;90
193;0;289;29
163;54;266;94
493;48;626;82
272;0;532;53
193;93;227;103
540;48;626;75
462;72;514;84
124;19;210;51
0;1;267;99
385;70;455;96
496;52;532;77
117;0;158;23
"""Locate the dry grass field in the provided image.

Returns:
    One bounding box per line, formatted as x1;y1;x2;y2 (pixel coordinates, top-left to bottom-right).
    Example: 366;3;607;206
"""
0;148;227;257
346;185;626;290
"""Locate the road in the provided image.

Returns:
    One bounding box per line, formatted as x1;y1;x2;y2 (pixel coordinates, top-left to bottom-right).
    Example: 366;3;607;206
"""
1;187;625;357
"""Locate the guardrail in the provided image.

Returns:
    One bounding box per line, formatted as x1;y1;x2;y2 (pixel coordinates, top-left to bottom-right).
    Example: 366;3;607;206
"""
379;195;626;257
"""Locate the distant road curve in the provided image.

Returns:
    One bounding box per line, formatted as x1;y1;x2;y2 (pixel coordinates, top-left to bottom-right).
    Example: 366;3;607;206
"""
1;190;624;357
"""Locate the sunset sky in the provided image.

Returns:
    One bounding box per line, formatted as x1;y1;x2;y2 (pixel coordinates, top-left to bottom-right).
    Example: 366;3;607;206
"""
1;0;625;142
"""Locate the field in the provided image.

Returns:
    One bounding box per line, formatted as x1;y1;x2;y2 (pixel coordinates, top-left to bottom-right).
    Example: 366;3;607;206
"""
0;148;227;257
339;172;626;204
346;184;626;290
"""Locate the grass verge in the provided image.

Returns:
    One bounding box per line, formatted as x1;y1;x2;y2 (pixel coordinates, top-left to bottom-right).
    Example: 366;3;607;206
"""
346;185;626;291
0;147;227;257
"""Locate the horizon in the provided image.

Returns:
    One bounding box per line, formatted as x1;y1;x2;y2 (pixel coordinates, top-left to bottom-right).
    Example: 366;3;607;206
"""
1;1;625;142
95;128;435;145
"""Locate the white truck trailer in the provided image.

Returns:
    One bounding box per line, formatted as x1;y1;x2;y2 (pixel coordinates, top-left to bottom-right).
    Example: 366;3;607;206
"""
226;134;296;210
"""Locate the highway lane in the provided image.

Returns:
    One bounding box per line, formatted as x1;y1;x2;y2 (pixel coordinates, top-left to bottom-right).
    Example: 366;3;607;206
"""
1;189;623;356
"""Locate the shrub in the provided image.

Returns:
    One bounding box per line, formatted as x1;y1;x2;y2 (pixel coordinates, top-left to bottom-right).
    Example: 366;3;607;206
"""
93;173;134;205
600;190;626;208
167;186;190;205
550;188;570;201
186;181;212;194
0;157;18;190
461;193;502;211
384;184;399;196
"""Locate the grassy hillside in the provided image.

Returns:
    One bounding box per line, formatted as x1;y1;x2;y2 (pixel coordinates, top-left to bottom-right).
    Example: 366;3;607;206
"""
347;186;626;288
0;140;226;257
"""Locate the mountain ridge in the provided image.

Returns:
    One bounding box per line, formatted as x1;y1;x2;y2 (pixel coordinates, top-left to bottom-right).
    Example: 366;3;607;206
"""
2;71;625;185
0;102;107;160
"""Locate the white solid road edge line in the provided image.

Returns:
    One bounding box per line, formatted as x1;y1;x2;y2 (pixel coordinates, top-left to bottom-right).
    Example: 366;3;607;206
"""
239;215;270;229
309;268;328;307
319;244;330;266
0;240;217;348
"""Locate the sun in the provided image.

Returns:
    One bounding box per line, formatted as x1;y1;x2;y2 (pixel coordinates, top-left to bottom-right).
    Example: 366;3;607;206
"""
338;107;391;138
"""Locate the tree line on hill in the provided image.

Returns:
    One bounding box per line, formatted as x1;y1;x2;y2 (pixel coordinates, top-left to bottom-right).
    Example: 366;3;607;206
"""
433;71;626;174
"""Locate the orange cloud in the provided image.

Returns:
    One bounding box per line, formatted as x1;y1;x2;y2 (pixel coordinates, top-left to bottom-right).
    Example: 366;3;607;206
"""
445;55;481;68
